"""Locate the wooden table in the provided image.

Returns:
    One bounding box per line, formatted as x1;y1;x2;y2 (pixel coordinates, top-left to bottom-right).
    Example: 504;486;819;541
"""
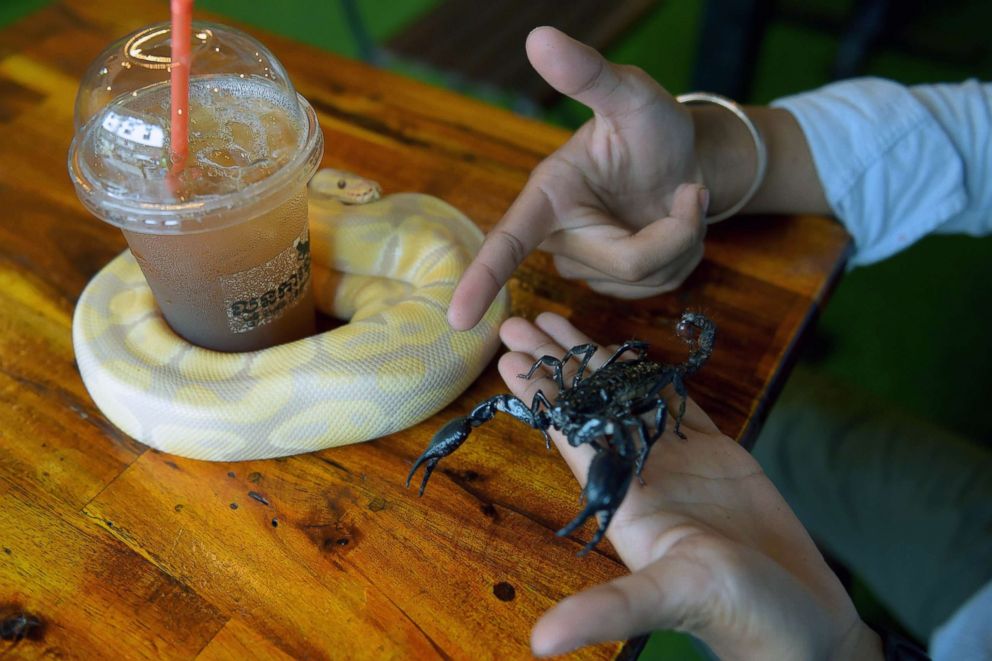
0;1;850;658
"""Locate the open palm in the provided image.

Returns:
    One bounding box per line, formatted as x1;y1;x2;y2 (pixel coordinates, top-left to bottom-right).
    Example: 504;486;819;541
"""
497;313;877;659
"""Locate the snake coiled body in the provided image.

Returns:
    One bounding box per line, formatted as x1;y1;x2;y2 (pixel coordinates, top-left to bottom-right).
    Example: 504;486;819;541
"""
72;170;509;461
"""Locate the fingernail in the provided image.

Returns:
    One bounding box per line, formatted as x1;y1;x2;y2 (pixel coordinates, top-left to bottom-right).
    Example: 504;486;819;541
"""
527;25;553;41
697;187;710;216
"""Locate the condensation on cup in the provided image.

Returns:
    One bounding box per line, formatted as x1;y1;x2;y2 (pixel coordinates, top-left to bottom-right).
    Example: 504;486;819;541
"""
69;22;323;352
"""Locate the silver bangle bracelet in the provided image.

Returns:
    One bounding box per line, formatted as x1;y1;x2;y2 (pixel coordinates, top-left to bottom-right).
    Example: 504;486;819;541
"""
676;92;768;223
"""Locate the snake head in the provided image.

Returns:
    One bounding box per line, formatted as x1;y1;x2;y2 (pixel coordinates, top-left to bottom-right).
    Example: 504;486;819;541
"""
309;168;382;205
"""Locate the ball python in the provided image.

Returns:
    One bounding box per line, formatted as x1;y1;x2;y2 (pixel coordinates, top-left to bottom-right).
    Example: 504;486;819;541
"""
72;169;510;461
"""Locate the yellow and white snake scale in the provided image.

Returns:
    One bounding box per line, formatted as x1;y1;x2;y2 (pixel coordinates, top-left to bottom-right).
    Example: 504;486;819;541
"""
72;169;509;461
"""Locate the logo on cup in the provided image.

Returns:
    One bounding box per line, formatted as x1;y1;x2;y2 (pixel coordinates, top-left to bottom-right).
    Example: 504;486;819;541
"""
223;229;311;333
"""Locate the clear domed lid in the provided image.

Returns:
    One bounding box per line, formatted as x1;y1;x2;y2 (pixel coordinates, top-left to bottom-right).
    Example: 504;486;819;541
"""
68;21;323;234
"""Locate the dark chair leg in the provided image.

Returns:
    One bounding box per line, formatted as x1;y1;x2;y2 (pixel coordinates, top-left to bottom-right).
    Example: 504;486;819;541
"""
691;0;773;100
832;0;891;79
340;0;383;65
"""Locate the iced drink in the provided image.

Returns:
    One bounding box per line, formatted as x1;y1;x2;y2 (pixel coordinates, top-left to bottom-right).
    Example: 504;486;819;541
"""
69;23;323;352
119;77;316;351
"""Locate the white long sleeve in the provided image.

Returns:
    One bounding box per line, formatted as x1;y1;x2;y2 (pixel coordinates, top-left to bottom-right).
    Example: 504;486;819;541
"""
772;78;992;266
929;577;992;661
775;78;992;660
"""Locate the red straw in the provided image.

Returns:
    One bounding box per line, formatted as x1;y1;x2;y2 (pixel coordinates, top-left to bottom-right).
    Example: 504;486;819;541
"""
169;0;193;182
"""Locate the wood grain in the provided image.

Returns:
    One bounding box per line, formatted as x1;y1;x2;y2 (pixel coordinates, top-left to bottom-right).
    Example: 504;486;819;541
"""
0;0;850;658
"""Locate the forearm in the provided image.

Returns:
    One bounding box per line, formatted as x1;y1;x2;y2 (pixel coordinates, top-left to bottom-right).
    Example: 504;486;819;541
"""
691;105;831;218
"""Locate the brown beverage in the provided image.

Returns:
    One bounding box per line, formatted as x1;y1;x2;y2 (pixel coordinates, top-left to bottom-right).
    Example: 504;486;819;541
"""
122;188;315;352
69;23;323;352
120;77;317;351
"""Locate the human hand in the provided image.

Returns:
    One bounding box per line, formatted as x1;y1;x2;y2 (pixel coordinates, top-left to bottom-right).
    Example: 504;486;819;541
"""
448;27;709;331
496;314;881;660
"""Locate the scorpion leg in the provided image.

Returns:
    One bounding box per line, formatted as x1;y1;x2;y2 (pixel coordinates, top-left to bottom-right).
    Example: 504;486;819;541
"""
646;397;668;469
624;418;650;485
518;356;567;388
518;343;599;389
556;449;635;556
531;390;555;448
628;397;669;478
407;394;551;495
562;344;599;387
599;340;649;370
671;374;689;439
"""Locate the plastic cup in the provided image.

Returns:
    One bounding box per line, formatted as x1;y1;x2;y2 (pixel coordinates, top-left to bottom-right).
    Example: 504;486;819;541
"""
68;22;323;352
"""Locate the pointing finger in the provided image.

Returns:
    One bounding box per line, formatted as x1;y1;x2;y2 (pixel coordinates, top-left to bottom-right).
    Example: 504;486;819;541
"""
448;175;556;330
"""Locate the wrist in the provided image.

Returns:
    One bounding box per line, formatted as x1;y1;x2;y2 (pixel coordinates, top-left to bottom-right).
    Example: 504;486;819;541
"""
689;104;759;220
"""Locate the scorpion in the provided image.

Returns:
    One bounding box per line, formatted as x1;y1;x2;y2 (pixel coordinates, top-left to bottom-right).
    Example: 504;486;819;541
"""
406;311;716;555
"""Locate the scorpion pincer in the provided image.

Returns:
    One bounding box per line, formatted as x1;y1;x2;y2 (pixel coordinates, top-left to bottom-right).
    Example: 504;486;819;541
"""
406;311;716;555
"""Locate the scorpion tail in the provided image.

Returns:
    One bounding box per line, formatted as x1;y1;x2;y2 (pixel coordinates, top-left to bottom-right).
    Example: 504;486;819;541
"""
677;311;716;375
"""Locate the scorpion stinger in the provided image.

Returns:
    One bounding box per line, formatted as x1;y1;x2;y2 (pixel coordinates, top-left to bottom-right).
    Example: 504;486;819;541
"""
677;311;716;377
667;312;717;437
